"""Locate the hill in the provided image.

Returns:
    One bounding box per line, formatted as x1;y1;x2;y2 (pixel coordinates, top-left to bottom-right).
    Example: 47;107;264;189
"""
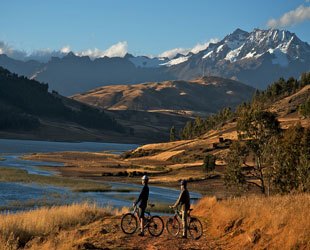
0;67;192;143
72;76;255;116
0;67;127;141
26;79;309;196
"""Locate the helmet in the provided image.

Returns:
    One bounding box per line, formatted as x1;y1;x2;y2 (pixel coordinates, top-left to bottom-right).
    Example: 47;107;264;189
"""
142;175;149;181
180;180;187;186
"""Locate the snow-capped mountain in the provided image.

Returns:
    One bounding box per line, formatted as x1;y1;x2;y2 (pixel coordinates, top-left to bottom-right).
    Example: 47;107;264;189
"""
168;28;310;88
0;28;308;95
201;28;309;64
166;28;309;66
125;54;169;68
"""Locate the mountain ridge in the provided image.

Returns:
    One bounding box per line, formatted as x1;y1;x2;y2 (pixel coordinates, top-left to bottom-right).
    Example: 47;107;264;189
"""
0;28;309;95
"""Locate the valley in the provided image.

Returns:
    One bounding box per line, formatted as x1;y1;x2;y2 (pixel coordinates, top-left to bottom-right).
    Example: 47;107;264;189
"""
23;85;310;198
0;6;309;248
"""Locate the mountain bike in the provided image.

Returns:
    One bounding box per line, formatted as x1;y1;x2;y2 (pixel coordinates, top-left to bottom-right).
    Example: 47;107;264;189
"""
121;203;164;237
166;206;203;239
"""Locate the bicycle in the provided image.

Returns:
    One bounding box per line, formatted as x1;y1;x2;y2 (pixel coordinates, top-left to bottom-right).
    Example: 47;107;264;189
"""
166;206;203;240
121;203;164;237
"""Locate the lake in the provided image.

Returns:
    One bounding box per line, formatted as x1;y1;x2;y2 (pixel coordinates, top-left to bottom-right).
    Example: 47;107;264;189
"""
0;139;202;212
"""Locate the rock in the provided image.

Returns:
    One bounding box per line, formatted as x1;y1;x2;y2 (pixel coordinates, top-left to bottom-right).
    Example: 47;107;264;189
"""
235;218;243;228
249;229;261;244
224;220;235;233
77;229;89;236
100;228;108;234
75;242;98;250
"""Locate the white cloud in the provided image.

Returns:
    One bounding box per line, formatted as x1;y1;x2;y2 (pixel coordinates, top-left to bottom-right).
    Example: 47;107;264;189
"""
0;41;128;62
158;38;219;59
159;47;190;59
0;41;65;62
267;5;310;28
78;48;105;58
0;41;28;59
60;45;71;53
191;38;219;54
77;41;128;58
103;41;128;57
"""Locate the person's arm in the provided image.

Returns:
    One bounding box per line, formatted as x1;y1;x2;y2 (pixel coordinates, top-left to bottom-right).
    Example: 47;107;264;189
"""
172;190;184;208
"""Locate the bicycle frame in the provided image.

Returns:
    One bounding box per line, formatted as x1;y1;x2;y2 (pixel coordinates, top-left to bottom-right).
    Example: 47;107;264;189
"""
121;204;164;236
133;206;152;229
167;207;203;239
171;208;192;224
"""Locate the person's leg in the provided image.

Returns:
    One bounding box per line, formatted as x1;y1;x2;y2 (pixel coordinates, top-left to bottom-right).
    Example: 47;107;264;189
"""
182;210;188;238
138;208;145;236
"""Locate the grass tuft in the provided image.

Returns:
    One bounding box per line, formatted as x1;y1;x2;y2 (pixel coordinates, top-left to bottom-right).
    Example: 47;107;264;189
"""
193;193;310;249
0;203;114;249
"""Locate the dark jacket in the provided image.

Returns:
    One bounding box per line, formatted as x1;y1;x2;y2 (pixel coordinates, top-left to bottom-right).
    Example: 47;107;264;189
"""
174;188;190;211
135;184;149;209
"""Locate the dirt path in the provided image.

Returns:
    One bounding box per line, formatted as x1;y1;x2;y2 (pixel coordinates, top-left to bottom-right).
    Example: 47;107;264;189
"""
26;215;220;250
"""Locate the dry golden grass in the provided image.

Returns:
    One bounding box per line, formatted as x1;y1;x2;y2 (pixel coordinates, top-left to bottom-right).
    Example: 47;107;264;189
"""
193;193;310;249
148;150;185;161
0;203;120;250
0;195;308;249
136;140;190;151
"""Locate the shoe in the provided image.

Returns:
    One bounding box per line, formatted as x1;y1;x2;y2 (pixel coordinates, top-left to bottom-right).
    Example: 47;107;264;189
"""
138;232;144;236
181;235;187;239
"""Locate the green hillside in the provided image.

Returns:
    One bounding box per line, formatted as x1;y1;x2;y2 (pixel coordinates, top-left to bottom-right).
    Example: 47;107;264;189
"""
0;67;124;132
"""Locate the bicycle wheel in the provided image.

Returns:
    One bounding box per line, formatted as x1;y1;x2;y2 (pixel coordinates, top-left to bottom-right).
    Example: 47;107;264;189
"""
121;213;138;234
188;217;203;240
166;216;180;237
148;215;164;237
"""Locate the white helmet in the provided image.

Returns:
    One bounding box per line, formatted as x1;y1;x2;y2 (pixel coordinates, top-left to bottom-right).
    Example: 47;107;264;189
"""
142;175;149;181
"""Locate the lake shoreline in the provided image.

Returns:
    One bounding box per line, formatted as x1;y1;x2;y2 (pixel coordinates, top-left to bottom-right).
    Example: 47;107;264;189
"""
0;138;202;212
22;151;243;197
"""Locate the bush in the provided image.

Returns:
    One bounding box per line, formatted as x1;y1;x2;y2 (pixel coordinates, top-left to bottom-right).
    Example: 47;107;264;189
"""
202;154;216;173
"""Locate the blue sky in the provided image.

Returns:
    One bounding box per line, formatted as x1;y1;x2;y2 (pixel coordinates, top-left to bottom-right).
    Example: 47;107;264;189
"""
0;0;309;58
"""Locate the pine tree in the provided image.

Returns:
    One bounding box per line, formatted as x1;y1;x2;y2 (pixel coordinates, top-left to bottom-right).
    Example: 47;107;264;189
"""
202;154;216;173
169;126;176;141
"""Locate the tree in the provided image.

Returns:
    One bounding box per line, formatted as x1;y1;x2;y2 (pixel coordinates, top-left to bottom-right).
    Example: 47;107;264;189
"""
299;97;310;118
202;154;216;173
169;126;176;141
224;141;247;190
300;72;310;88
271;124;310;193
193;116;204;137
225;105;281;194
180;121;193;139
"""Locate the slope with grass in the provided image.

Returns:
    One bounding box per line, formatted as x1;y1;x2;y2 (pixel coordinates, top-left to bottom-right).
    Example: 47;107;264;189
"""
25;84;310;197
0;66;194;143
72;76;255;115
0;67;132;142
1;194;308;250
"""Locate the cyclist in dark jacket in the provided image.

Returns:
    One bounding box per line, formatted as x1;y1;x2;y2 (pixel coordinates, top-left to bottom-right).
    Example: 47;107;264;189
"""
133;175;149;236
172;180;190;238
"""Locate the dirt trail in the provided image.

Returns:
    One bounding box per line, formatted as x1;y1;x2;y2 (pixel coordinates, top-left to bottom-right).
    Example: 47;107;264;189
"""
26;215;219;250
